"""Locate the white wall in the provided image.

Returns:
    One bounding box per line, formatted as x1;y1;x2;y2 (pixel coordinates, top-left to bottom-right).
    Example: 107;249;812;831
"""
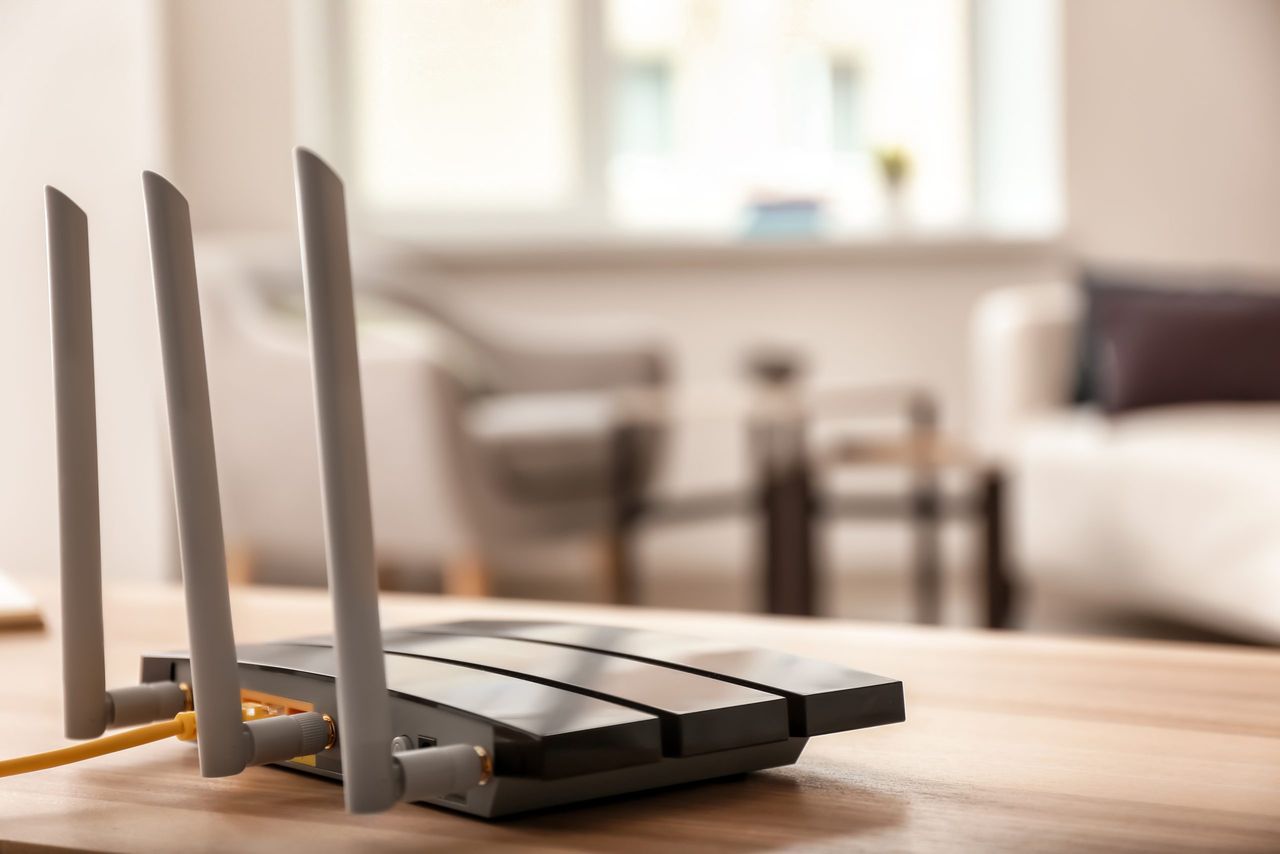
0;0;172;581
1065;0;1280;271
165;0;298;233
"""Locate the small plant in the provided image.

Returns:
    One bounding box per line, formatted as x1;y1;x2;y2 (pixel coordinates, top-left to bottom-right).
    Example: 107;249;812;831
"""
874;145;912;190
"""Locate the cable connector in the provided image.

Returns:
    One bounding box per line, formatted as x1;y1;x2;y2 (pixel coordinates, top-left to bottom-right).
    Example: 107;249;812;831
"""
174;711;198;741
242;712;333;766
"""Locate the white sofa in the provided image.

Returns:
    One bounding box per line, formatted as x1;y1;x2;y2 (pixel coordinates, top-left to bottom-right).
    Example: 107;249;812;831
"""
971;283;1280;643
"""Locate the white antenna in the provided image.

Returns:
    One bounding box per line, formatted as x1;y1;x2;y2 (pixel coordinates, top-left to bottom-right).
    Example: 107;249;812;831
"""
294;147;399;813
293;148;487;813
143;171;335;776
47;187;187;740
46;187;107;740
142;172;248;778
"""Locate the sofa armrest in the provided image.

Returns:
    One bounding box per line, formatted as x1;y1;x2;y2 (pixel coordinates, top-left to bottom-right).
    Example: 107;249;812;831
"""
969;282;1080;461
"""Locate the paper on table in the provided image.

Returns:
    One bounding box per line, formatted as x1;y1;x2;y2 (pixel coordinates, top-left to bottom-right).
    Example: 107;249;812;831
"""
0;572;42;629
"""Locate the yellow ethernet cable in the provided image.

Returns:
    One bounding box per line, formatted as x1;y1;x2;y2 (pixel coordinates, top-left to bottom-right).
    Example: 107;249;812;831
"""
0;711;197;778
0;702;336;779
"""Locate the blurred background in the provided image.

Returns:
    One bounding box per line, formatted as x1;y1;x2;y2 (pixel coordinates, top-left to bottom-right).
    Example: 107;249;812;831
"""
2;0;1279;643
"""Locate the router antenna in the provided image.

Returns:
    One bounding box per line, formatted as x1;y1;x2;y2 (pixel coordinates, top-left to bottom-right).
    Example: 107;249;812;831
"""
48;188;188;740
294;148;488;813
142;172;246;778
46;187;107;740
293;147;399;813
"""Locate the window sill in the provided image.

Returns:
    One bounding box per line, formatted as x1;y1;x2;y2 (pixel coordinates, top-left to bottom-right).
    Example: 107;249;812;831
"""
385;226;1064;273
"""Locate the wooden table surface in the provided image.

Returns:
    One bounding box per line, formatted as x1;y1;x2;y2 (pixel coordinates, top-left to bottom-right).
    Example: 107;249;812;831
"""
1;583;1278;853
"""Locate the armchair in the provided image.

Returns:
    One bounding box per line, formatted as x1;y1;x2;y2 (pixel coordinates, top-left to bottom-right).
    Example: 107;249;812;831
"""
197;242;667;599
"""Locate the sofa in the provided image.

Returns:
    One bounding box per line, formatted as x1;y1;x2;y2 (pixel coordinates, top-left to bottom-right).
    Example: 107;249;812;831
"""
971;282;1280;643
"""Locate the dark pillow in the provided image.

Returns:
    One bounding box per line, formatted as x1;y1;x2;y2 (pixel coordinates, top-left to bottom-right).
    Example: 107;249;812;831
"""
1086;280;1280;413
1072;269;1221;403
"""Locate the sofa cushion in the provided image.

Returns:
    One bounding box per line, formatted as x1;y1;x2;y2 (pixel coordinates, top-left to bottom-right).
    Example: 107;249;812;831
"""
468;391;617;501
1013;405;1280;641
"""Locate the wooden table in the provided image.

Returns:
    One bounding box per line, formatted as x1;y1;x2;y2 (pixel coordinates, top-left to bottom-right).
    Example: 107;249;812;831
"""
2;584;1278;852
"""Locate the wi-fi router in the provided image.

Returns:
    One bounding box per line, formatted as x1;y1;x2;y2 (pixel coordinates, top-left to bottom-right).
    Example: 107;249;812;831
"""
47;150;904;818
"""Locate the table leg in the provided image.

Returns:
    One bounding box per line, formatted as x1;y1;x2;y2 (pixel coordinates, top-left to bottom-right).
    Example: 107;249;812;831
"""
757;421;817;616
981;468;1014;628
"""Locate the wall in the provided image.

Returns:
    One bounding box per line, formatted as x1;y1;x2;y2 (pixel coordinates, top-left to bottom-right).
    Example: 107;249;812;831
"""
0;0;172;581
164;0;299;233
1065;0;1280;271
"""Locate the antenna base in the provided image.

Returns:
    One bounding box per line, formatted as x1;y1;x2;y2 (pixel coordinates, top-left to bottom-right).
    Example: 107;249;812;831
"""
395;744;490;804
107;682;188;728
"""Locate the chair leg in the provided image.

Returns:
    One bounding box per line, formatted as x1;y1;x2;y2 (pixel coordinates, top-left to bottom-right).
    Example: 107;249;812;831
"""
444;553;493;597
604;420;644;606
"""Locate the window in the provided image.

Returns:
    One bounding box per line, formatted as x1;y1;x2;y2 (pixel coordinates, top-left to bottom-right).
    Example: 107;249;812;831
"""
604;0;970;232
302;0;1060;238
345;0;578;213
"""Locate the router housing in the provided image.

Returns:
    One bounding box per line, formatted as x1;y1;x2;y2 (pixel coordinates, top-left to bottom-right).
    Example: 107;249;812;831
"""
141;620;904;817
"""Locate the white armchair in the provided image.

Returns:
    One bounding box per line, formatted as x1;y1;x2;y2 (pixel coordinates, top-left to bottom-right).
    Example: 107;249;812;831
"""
198;246;469;586
196;241;667;599
971;283;1280;642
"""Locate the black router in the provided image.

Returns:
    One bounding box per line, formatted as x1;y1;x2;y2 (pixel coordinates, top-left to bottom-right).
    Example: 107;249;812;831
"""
140;620;903;817
46;149;904;819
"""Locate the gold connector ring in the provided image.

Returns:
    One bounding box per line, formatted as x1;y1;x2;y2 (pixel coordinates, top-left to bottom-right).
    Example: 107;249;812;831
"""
473;745;493;786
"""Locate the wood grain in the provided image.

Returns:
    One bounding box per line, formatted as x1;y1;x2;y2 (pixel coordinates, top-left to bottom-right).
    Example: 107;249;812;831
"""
0;583;1277;853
